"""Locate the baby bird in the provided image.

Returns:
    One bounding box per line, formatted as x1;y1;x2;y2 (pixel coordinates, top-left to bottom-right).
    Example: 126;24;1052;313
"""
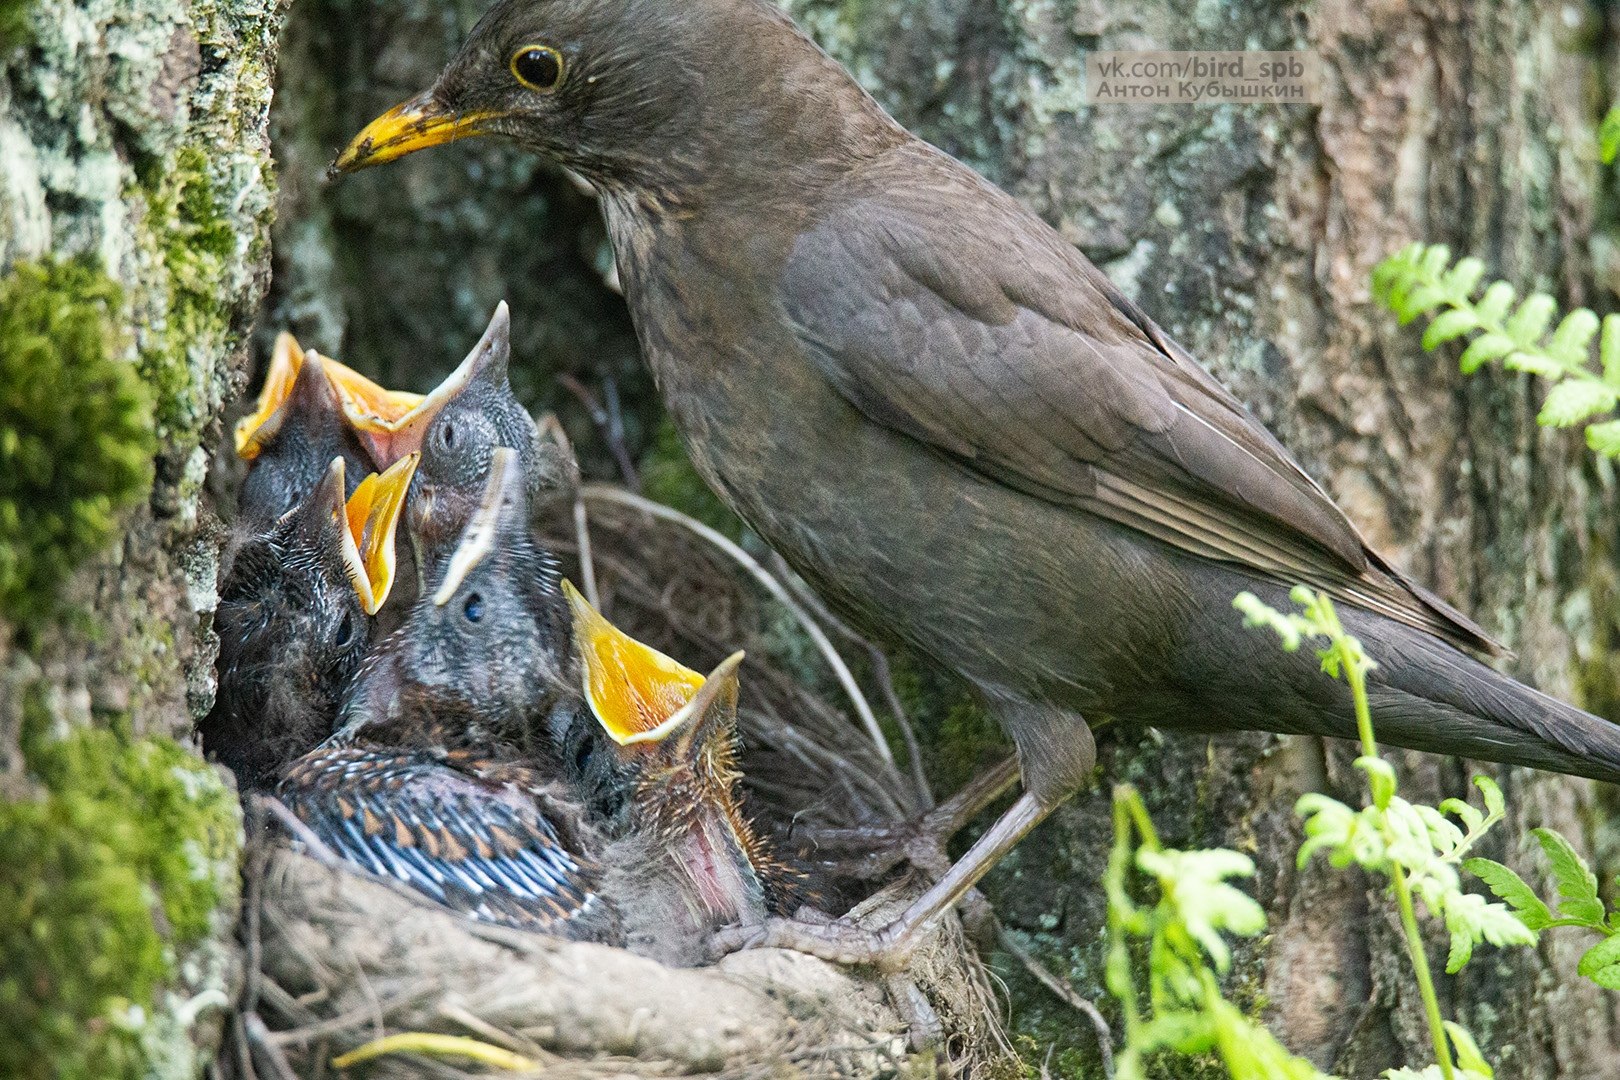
203;453;418;791
557;583;785;965
234;332;378;530
343;303;572;572
278;448;598;932
278;451;780;963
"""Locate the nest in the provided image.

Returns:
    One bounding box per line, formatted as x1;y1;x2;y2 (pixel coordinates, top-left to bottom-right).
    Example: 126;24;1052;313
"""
219;485;1015;1079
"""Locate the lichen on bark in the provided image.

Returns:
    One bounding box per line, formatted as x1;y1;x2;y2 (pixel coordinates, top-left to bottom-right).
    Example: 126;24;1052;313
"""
0;0;280;1072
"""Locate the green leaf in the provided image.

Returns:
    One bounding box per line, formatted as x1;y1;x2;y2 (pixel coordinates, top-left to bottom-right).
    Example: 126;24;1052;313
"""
1474;776;1504;821
1442;257;1486;298
1547;308;1601;365
1532;827;1606;926
1463;857;1553;930
1439;796;1482;836
1419;244;1452;279
1585;419;1620;458
1459;333;1513;374
1577;934;1620;988
1601;105;1620;165
1444;1022;1494;1078
1397;285;1445;324
1475;281;1516;325
1503;350;1565;379
1422;309;1479;350
1504;293;1557;344
1537;381;1618;428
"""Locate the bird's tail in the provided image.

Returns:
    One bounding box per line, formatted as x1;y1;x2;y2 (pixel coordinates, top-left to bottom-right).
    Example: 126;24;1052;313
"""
1361;624;1620;785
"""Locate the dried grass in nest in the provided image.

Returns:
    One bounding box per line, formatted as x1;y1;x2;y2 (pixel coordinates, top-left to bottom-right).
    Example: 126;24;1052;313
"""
221;486;1017;1079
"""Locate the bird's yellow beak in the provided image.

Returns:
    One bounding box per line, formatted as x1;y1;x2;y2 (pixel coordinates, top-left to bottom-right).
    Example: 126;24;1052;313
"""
330;90;500;175
317;354;424;430
563;580;744;747
235;331;306;459
340;452;420;614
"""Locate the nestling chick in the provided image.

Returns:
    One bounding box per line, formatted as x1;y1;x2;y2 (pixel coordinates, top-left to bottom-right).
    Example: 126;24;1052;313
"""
557;582;787;966
343;302;573;574
203;453;417;791
234;332;378;530
278;448;601;934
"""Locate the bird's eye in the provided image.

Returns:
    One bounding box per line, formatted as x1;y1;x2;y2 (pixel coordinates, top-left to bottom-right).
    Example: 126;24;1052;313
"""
510;45;564;92
334;612;356;650
438;421;456;450
463;593;484;622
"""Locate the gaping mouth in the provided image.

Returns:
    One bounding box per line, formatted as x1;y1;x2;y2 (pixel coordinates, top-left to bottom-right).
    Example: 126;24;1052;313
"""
563;581;746;747
339;452;420;614
330;90;501;175
346;301;511;468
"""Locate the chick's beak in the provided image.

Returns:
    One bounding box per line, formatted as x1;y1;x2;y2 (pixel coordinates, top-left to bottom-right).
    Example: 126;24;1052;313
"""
235;331;305;459
341;453;420;614
349;302;512;467
318;354;423;430
563;580;744;748
330;90;499;176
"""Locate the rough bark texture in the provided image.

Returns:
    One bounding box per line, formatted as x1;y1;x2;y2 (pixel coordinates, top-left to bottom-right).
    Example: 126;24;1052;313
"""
0;0;279;1074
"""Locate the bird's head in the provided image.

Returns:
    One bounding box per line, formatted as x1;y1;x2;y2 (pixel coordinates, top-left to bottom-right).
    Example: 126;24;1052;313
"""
329;0;895;198
345;304;546;574
208;454;416;786
342;447;569;745
235;333;378;529
559;581;770;922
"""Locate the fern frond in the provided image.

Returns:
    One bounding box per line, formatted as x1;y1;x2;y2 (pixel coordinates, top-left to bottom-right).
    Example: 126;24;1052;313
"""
1372;243;1620;457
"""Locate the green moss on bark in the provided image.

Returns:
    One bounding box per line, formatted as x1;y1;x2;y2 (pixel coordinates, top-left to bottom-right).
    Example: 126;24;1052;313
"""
0;259;155;627
0;692;242;1080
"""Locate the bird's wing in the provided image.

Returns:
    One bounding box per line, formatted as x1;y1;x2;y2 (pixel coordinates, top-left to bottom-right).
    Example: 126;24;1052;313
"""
278;746;601;933
780;146;1496;654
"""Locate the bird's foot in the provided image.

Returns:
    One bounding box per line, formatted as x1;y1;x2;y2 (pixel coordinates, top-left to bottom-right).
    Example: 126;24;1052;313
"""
793;757;1021;881
710;914;919;973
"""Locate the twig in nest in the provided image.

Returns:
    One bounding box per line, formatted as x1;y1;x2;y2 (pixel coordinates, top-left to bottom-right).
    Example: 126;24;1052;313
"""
556;372;640;489
244;1013;302;1080
771;551;934;809
581;483;896;772
996;926;1115;1079
332;1033;538;1072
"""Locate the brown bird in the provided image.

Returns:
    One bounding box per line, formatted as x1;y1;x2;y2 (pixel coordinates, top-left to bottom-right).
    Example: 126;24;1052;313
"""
332;0;1620;967
204;453;417;790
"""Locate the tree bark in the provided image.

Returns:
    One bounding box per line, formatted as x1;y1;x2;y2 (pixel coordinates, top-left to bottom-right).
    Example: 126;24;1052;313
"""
0;0;279;1075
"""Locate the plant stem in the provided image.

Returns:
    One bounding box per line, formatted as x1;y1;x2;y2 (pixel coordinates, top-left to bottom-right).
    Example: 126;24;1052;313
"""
1340;619;1455;1080
1392;862;1456;1080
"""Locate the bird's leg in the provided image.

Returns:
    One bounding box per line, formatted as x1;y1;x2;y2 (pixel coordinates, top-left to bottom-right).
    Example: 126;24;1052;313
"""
794;756;1021;880
713;789;1056;971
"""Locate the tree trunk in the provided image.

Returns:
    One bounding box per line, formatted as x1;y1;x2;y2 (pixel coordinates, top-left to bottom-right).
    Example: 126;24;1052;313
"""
0;0;278;1075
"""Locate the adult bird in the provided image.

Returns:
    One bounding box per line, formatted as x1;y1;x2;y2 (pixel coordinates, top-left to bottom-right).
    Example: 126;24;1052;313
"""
332;0;1620;966
204;453;417;791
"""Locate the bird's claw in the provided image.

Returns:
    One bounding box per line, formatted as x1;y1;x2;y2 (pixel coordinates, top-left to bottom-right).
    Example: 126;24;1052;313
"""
709;915;915;972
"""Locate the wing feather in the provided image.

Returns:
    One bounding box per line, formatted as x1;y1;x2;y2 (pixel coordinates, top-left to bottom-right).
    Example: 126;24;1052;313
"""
782;144;1497;655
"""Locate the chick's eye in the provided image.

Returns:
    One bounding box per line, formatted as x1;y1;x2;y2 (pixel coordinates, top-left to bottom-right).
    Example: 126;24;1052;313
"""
438;421;456;450
510;45;563;92
463;593;484;622
334;612;356;650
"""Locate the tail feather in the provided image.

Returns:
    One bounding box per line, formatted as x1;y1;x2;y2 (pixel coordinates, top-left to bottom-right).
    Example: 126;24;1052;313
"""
1367;628;1620;785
